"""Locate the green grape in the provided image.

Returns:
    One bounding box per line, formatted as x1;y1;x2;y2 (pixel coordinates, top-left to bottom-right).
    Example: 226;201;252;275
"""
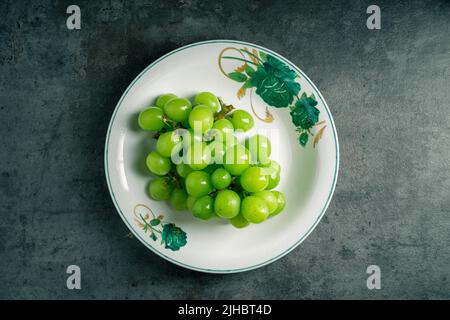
223;144;251;175
185;171;213;197
241;196;269;223
213;118;234;133
206;136;236;165
192;195;215;220
189;105;214;133
145;151;171;176
195;91;221;113
223;134;238;149
138;107;165;131
268;160;281;174
222;132;237;145
240;167;269;192
155;93;177;109
260;160;281;176
208;140;226;164
211;119;234;143
163;98;192;122
186;195;197;211
176;163;193;178
148;177;173;200
214;190;240;219
228;110;254;132
176;128;201;152
253;190;278;214
230;214;250;228
245;134;271;165
170;188;188;210
271;191;286;216
261;160;281;189
156;131;182;158
185;142;211;170
266;172;280;190
211;167;231;189
186;128;203;145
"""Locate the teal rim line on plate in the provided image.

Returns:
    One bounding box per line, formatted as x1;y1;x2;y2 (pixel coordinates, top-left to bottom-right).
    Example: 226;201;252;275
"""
104;39;340;273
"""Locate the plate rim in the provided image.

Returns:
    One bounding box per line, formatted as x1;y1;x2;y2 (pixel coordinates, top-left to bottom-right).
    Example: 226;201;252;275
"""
104;39;340;273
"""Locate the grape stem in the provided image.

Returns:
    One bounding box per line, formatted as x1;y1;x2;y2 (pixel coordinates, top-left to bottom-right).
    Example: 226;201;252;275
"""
215;98;235;120
162;116;177;130
153;117;181;139
168;171;182;188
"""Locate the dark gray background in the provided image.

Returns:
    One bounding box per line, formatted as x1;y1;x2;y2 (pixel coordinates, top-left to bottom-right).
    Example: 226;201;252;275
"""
0;0;449;299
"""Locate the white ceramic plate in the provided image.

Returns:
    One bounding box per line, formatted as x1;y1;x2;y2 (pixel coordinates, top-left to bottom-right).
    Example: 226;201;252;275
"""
105;40;339;273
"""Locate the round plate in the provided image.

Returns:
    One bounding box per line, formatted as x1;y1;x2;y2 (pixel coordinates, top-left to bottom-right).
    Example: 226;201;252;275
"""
105;40;339;273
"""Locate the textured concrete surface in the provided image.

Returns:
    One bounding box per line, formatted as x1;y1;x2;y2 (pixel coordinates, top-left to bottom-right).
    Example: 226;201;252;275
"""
0;0;449;299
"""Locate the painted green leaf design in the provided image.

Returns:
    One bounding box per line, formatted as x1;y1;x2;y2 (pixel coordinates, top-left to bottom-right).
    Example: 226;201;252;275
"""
134;205;188;251
161;223;187;251
245;64;255;77
251;71;291;107
150;219;160;226
242;79;253;89
250;55;300;108
219;47;326;148
259;51;268;62
265;55;297;80
290;95;320;130
299;132;309;146
228;72;248;83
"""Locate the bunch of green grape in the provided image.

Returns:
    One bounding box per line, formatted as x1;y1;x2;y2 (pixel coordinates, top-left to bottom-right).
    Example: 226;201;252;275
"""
137;92;286;228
